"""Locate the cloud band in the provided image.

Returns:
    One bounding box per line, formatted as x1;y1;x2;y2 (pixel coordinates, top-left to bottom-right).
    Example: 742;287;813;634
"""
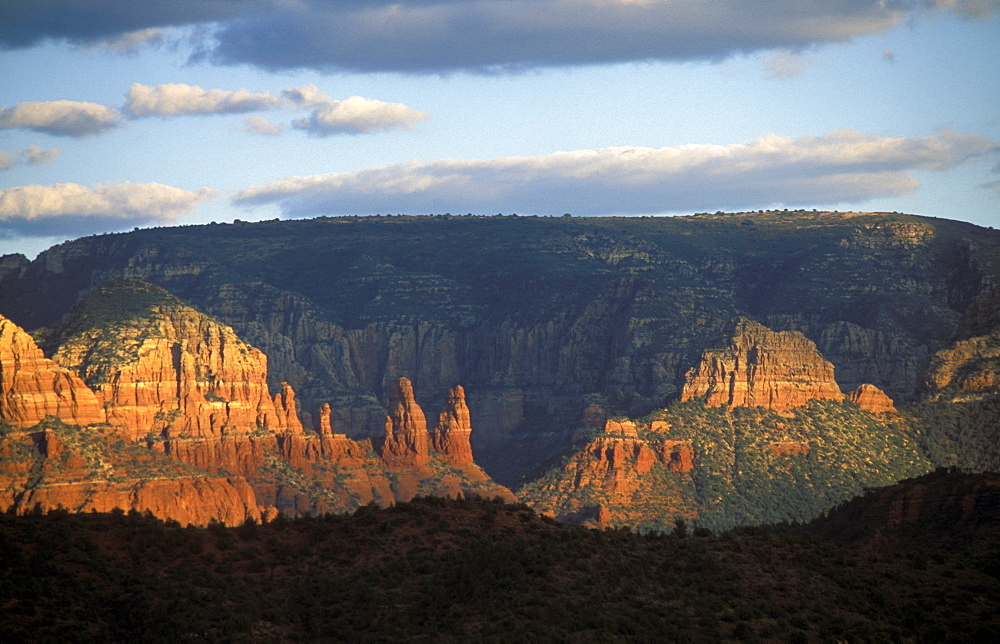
233;130;1000;216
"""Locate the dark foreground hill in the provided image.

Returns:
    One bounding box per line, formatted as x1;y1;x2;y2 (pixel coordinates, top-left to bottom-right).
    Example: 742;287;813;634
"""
2;479;998;642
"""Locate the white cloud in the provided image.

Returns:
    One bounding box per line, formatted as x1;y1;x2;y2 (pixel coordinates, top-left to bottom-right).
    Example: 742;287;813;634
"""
281;84;331;109
233;130;1000;216
0;182;218;236
0;146;60;170
124;82;284;117
290;95;430;136
23;145;60;166
0;100;121;137
240;115;283;136
0;150;16;171
763;51;820;79
93;28;165;53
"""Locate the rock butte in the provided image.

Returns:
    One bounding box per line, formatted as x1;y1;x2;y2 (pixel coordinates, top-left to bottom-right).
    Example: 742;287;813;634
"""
681;318;895;415
0;291;512;524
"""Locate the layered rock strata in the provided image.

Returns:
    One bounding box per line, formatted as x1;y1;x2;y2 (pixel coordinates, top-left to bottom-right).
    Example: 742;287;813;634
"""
681;318;845;413
848;384;897;414
0;315;104;427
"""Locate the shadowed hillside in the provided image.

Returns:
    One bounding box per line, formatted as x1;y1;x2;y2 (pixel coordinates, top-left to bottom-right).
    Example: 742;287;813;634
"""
1;489;998;642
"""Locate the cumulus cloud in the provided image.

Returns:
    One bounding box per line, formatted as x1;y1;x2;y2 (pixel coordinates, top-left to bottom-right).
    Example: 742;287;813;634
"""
233;130;1000;216
290;95;430;136
93;28;166;53
23;145;60;165
240;115;283;136
0;146;60;170
0;181;218;237
0;100;121;137
763;51;821;79
124;82;284;117
2;1;994;73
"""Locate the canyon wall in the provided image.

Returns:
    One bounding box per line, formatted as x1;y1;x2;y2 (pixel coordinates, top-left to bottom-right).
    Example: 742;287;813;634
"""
0;212;995;483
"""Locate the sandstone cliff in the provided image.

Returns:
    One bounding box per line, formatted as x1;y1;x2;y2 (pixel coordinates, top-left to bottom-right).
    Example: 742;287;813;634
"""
680;318;845;413
2;281;513;523
47;279;292;444
0;314;104;427
0;420;263;526
519;417;699;528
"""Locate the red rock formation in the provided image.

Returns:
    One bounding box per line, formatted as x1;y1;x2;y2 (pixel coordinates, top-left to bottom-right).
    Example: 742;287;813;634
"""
848;384;897;414
658;441;694;472
432;385;474;465
17;477;261;526
0;315;104;427
379;377;431;467
681;318;845;413
318;402;333;435
603;418;639;438
274;382;304;434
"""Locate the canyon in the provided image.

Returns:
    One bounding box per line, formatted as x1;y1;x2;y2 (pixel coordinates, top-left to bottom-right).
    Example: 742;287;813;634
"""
1;210;998;529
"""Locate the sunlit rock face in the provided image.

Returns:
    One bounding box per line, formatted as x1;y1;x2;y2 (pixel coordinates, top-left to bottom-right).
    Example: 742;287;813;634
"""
0;314;104;428
848;384;896;414
681;318;845;413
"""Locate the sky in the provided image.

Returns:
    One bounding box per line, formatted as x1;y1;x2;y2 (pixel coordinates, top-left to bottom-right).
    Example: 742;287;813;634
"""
1;0;999;259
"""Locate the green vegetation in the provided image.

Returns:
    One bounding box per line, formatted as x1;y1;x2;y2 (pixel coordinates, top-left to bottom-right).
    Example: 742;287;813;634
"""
519;400;934;532
912;398;1000;472
0;492;997;642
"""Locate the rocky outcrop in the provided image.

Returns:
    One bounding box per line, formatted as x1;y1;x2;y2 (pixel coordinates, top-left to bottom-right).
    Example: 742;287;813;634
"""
658;440;694;472
378;377;431;467
681;318;845;413
274;382;304;434
0;315;104;428
432;385;475;465
2;282;515;523
15;477;261;526
518;417;700;527
923;331;1000;402
50;281;292;442
848;384;897;414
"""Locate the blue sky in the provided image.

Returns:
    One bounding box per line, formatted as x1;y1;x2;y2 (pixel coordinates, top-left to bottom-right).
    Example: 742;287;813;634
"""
1;1;999;259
